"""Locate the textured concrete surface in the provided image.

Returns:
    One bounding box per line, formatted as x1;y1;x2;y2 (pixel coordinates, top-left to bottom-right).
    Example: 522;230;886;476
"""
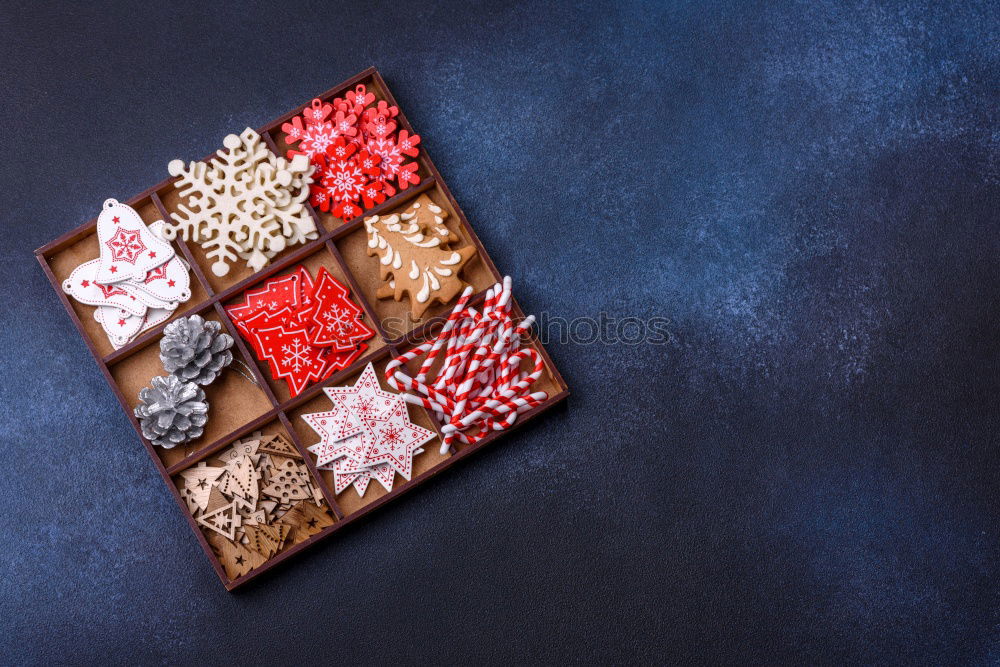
1;0;998;663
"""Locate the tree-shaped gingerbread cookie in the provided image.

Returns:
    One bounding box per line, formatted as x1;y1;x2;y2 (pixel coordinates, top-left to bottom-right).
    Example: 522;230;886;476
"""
364;194;477;318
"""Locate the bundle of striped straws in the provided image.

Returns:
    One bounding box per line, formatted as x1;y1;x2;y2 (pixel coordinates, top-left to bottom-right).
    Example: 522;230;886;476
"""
385;277;548;453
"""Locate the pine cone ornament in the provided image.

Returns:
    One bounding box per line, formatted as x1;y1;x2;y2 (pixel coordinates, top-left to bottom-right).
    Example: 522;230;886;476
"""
160;314;234;385
134;375;209;449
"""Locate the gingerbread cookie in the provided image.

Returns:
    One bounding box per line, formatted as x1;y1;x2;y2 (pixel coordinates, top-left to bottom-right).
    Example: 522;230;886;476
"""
364;194;477;318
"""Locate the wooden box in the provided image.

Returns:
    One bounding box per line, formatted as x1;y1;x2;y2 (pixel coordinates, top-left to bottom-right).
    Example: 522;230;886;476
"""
34;68;568;590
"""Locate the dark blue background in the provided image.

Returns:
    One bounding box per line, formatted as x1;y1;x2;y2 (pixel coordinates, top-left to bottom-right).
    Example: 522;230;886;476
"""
2;0;998;663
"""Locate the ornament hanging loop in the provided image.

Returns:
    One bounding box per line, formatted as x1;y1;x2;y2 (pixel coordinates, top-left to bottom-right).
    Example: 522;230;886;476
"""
230;359;260;386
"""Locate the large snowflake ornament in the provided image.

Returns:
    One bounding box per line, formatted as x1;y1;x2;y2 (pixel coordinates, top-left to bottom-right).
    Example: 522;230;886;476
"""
163;128;317;277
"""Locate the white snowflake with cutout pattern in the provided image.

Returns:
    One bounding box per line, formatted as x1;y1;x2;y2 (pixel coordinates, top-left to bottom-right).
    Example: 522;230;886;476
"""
322;304;354;336
162;128;318;277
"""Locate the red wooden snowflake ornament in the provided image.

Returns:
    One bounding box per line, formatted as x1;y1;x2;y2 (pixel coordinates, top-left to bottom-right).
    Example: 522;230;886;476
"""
282;85;422;223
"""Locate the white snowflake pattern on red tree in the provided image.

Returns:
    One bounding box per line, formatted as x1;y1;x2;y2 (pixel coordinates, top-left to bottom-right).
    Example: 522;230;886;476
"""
281;338;313;373
322;305;354;336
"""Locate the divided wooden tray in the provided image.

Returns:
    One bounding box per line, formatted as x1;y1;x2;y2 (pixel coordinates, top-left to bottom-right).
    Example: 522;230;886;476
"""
34;67;569;590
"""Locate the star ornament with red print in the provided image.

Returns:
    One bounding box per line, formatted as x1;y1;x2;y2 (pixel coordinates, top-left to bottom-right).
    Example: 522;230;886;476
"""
358;411;434;480
302;407;365;465
302;362;435;496
322;363;398;434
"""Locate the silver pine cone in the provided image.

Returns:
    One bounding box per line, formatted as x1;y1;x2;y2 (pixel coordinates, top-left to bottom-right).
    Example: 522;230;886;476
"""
134;375;209;449
160;314;233;385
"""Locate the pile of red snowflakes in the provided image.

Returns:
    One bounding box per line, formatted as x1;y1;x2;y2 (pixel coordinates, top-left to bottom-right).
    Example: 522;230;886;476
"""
226;266;374;397
281;84;421;222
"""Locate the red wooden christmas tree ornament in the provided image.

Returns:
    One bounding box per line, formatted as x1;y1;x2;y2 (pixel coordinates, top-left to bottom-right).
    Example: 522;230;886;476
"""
228;267;375;397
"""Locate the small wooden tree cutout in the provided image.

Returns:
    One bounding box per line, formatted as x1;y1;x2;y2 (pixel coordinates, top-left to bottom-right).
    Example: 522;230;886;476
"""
207;532;265;579
262;460;312;503
258;433;302;459
244;524;281;558
278;501;334;544
218;455;260;501
198;501;242;540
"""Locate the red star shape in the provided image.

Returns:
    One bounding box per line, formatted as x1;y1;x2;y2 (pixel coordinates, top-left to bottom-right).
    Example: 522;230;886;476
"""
148;251;156;258
117;319;126;326
167;279;175;287
112;216;120;223
109;266;117;273
81;280;90;287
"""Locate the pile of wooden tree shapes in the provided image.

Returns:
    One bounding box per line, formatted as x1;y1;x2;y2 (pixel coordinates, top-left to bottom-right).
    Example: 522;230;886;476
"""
175;432;334;579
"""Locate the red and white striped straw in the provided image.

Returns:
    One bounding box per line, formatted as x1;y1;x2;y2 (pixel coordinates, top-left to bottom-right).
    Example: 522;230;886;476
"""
385;277;548;454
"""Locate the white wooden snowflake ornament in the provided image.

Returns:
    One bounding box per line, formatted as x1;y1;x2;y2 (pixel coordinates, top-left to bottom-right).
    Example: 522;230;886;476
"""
162;128;317;277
